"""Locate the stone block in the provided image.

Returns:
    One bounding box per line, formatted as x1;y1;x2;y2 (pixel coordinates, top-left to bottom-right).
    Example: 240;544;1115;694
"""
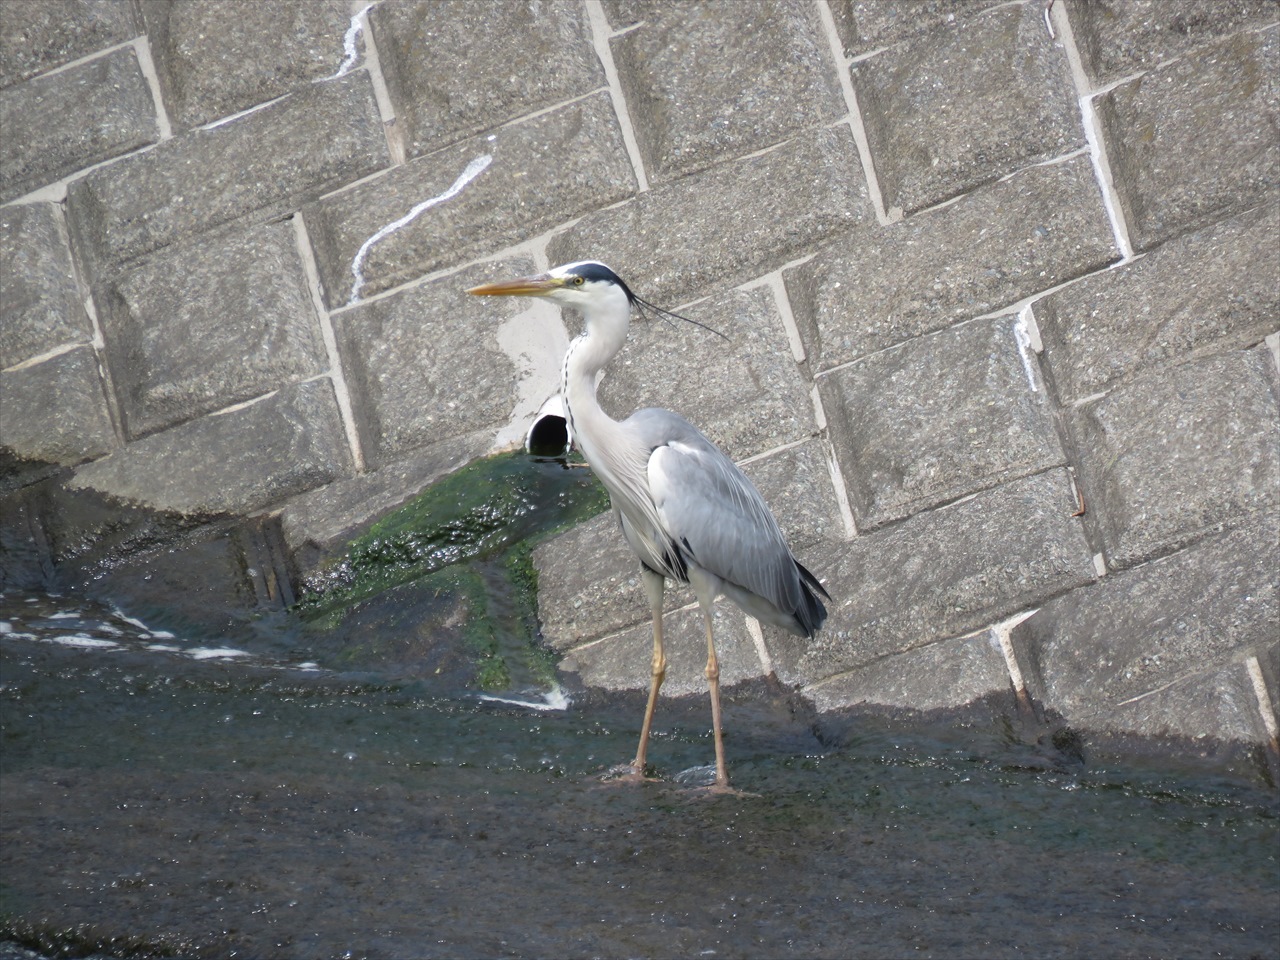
1096;27;1279;251
610;0;843;182
0;346;115;469
0;202;91;369
70;378;352;515
559;601;763;696
851;2;1082;215
1009;518;1279;742
96;218;327;441
772;468;1095;686
1068;0;1280;87
305;91;634;308
370;0;605;159
66;69;388;279
548;125;867;308
739;439;842;550
331;258;533;468
819;315;1065;531
1038;201;1280;405
0;45;158;203
827;0;1005;57
805;628;1012;714
1069;348;1279;571
140;0;356;129
0;0;140;89
596;286;815;462
536;511;653;653
787;154;1118;371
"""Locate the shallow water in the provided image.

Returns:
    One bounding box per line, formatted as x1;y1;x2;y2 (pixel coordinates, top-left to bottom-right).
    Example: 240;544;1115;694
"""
2;595;1277;960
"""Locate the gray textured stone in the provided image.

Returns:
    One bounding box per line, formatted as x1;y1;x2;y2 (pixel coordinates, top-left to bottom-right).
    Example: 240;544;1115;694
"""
306;92;635;308
0;45;158;202
1010;517;1278;741
0;202;91;369
1068;0;1280;86
596;286;815;462
70;378;352;515
331;258;533;469
819;315;1065;531
549;126;867;307
1038;201;1280;404
536;511;653;652
66;69;388;279
371;0;605;159
0;345;115;468
828;0;1005;57
1068;348;1280;570
610;0;843;182
0;0;140;89
559;600;763;696
141;0;356;129
97;218;327;440
851;2;1083;214
788;155;1118;372
805;628;1012;713
773;468;1095;686
1096;26;1279;251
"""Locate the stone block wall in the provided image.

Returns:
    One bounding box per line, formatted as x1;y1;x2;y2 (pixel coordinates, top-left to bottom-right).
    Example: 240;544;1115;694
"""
1;1;1277;758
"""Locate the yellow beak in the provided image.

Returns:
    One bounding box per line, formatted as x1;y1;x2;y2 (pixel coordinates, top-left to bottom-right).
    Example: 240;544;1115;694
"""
467;274;563;297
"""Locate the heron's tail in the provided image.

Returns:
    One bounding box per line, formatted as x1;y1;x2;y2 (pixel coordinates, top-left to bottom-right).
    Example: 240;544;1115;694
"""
792;559;830;639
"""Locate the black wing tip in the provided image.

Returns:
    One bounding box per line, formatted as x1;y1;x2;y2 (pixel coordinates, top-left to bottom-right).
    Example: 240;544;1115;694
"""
793;559;830;639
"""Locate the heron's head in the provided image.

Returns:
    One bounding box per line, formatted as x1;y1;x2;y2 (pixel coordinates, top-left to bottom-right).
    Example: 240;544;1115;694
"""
467;261;635;314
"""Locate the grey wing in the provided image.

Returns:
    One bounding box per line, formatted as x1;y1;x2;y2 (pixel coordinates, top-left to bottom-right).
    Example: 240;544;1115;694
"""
644;427;806;620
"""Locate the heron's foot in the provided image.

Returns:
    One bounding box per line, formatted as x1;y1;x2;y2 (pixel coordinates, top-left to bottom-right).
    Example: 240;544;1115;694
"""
673;764;758;797
599;762;659;785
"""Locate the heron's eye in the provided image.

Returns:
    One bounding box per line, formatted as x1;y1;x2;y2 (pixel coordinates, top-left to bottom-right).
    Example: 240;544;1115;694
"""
573;276;585;285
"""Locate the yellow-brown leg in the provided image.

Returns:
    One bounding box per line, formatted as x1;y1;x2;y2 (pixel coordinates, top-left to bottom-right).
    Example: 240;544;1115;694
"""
631;568;667;778
702;606;729;788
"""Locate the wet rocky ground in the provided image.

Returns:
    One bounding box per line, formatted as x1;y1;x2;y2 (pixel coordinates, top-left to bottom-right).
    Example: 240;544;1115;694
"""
2;596;1277;960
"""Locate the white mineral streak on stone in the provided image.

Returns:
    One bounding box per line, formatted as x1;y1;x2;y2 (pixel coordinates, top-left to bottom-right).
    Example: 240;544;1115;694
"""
329;3;376;80
1014;306;1041;393
347;153;493;304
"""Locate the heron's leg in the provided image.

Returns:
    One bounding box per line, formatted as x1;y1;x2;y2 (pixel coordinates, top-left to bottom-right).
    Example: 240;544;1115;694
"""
701;604;729;788
632;567;666;777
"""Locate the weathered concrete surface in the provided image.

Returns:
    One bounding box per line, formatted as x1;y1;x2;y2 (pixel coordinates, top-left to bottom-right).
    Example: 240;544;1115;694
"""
2;0;1277;769
0;44;158;203
1096;26;1279;251
1010;517;1278;741
0;203;91;369
550;126;867;307
332;258;536;468
851;1;1082;214
787;155;1118;371
611;0;843;182
70;379;352;516
97;219;328;440
0;0;139;89
141;0;355;130
67;69;388;278
306;91;634;307
776;468;1095;687
1068;0;1280;85
1067;347;1280;571
0;345;116;469
371;0;605;159
819;315;1065;530
1036;200;1280;404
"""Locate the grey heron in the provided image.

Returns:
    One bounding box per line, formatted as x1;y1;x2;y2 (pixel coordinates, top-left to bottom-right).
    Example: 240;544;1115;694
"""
469;262;828;789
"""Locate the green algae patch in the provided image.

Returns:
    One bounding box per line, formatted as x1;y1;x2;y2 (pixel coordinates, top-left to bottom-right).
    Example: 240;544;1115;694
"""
294;451;608;691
